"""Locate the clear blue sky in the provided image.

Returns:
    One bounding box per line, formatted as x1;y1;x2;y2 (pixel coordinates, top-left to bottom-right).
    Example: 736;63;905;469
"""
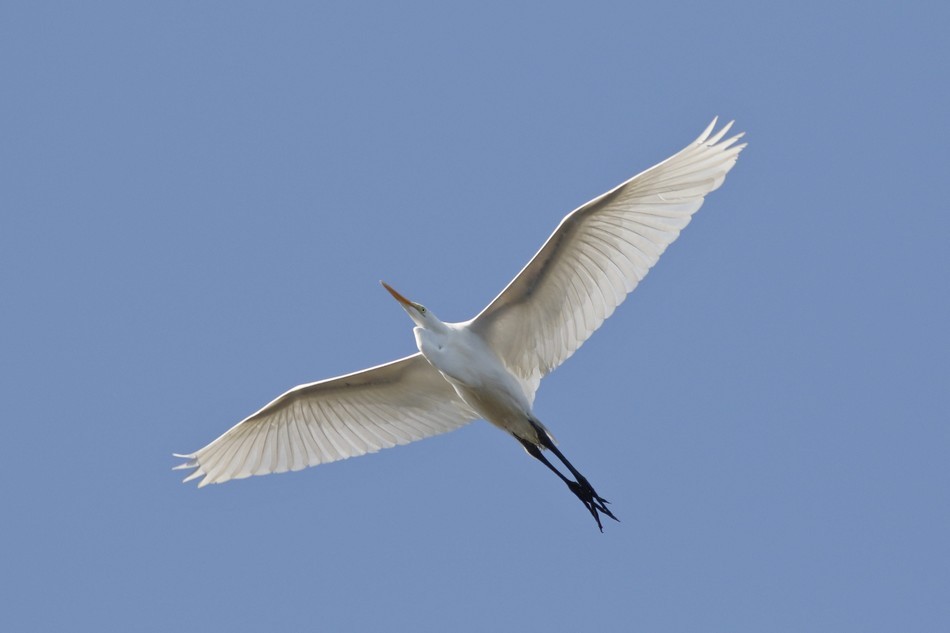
2;2;947;631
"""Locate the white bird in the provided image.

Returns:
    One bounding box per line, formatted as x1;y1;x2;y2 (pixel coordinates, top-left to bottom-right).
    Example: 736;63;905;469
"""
175;119;745;530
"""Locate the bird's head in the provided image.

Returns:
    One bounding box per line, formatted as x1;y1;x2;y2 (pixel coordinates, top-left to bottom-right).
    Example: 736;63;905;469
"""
381;281;438;329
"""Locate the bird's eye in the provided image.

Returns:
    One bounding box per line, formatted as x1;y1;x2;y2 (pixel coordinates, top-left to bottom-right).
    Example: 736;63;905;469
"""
419;306;426;314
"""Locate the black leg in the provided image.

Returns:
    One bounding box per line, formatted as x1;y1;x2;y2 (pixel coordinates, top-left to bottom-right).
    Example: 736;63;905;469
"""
517;436;619;531
518;438;572;486
534;432;619;521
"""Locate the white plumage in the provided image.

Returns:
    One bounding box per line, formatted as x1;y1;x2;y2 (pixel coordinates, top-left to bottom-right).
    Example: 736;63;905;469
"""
175;119;745;529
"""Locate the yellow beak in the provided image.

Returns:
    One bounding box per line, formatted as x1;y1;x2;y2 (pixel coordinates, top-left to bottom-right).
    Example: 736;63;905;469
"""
381;281;413;309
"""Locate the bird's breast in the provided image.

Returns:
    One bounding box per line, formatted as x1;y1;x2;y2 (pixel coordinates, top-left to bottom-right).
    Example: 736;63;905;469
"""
414;326;532;424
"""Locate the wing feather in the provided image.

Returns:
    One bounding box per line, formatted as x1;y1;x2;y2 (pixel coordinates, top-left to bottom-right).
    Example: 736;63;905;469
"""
471;119;745;389
175;353;476;486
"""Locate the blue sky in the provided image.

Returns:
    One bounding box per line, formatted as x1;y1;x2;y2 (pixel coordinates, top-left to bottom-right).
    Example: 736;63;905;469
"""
2;1;948;631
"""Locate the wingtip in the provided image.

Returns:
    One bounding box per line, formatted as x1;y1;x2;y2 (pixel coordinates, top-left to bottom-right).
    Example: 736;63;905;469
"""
706;120;735;146
172;452;197;470
182;468;204;484
173;452;206;487
697;117;719;143
696;118;746;150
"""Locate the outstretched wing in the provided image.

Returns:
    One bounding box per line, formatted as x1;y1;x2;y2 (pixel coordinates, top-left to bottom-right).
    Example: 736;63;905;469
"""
471;119;745;392
175;353;476;487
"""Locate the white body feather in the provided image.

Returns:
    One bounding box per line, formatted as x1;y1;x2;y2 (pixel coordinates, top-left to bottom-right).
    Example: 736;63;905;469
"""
414;323;542;442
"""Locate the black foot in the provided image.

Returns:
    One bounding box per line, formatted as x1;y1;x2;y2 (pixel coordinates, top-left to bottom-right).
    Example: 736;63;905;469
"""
567;479;619;532
516;432;619;532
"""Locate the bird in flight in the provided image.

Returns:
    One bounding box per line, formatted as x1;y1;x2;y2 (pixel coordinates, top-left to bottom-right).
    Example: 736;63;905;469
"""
176;119;745;531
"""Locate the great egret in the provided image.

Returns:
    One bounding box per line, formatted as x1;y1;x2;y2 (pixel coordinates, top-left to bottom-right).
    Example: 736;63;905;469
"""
175;119;745;530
